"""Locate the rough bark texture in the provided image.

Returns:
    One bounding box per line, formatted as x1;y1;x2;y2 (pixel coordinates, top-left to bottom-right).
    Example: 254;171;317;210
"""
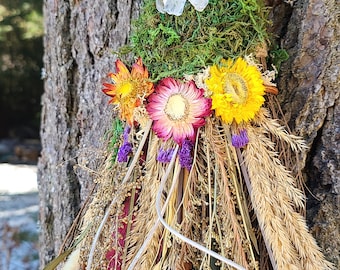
38;0;141;267
38;0;339;268
274;0;339;267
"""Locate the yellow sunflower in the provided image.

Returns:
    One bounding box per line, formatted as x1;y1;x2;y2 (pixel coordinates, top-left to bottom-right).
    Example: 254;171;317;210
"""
103;58;154;125
205;58;265;124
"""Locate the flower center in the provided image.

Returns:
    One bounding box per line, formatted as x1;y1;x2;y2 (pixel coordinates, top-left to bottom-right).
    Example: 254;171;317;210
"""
165;94;188;121
119;82;133;98
224;73;248;104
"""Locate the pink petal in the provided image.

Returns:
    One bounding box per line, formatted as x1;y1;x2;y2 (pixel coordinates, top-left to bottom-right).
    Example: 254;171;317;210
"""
172;123;194;144
153;120;173;141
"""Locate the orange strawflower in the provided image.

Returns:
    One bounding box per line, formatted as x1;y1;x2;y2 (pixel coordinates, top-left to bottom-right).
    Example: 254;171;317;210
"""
103;58;154;125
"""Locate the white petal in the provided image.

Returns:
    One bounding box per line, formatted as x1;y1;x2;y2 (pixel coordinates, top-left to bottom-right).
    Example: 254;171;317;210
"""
188;0;209;11
156;0;166;13
164;0;187;16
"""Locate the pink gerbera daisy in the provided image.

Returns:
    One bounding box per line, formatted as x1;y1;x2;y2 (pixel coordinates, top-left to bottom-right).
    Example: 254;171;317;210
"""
147;78;211;144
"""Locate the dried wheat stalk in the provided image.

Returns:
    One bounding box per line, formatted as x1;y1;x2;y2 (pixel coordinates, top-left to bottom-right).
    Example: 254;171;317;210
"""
244;123;334;270
124;135;166;269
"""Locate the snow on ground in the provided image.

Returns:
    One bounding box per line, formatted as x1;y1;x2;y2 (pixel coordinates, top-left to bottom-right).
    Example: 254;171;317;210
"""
0;164;38;194
0;163;39;270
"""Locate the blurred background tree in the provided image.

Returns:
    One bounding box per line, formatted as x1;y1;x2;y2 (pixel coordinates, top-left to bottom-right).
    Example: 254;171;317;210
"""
0;0;43;139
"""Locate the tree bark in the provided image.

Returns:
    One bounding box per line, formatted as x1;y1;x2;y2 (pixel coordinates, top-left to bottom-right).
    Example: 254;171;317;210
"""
38;0;339;268
273;0;339;267
38;0;140;267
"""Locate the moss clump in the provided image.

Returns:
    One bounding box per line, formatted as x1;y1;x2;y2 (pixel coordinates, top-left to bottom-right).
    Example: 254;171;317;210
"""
129;0;270;80
270;46;289;71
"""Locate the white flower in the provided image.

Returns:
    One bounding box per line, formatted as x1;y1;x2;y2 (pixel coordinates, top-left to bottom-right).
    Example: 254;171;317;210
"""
156;0;209;16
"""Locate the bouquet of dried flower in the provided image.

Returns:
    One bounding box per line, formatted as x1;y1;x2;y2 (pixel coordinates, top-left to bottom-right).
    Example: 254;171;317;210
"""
45;1;334;270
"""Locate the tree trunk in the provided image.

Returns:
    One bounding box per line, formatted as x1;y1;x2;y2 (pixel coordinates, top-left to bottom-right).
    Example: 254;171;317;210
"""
38;0;141;267
38;0;339;269
272;0;339;266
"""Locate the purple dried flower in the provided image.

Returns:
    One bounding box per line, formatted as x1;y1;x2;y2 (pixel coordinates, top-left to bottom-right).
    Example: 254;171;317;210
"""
232;129;249;148
157;148;175;163
117;125;132;162
179;139;193;170
123;125;131;141
117;142;132;162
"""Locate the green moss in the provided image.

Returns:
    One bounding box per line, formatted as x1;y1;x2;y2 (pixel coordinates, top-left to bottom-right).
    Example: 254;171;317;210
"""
128;0;270;80
270;46;289;72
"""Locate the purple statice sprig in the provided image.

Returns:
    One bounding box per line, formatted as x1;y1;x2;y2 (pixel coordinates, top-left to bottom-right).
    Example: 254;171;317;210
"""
179;139;194;170
117;125;133;162
232;129;249;148
157;148;175;163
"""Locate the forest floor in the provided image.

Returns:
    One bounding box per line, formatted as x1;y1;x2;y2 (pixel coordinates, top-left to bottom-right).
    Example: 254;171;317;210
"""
0;163;39;270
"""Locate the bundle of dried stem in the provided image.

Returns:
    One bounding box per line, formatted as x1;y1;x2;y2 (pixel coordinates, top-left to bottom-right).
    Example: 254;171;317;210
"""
58;108;334;270
125;135;168;269
56;61;334;270
243;115;334;270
